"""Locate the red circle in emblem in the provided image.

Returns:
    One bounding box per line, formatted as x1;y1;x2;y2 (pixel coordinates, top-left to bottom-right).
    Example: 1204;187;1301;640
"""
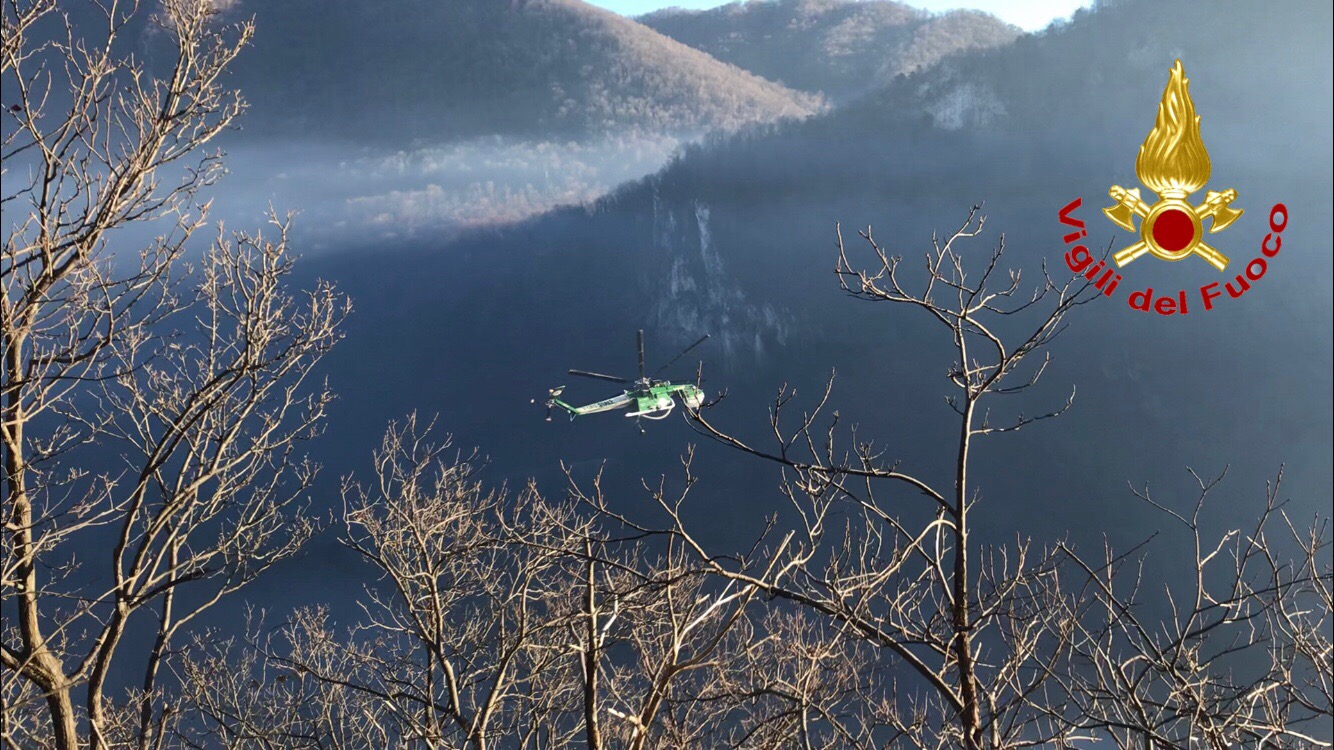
1152;208;1195;252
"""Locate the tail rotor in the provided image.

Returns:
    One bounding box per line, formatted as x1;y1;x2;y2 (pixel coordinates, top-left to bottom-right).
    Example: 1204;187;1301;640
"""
533;386;565;422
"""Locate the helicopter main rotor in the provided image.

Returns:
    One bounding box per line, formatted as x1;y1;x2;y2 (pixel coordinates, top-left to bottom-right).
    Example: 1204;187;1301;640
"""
638;329;646;381
566;329;710;387
653;333;710;377
567;369;629;384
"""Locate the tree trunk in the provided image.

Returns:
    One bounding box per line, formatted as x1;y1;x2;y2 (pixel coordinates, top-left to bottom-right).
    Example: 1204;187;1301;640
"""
5;331;79;750
953;398;982;749
582;547;602;750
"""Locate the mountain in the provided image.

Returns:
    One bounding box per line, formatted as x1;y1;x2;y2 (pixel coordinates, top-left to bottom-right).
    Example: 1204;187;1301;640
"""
216;0;822;142
287;0;1331;587
640;0;1021;101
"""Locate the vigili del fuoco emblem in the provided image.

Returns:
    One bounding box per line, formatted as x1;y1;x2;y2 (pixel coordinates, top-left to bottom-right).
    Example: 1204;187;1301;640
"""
1103;60;1242;271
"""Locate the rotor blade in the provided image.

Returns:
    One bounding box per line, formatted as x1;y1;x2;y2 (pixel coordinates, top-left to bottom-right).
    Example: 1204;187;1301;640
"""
569;369;630;384
653;333;711;376
637;329;646;380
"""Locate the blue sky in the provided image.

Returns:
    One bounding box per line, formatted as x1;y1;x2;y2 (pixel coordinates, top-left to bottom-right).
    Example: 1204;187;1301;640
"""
589;0;1092;32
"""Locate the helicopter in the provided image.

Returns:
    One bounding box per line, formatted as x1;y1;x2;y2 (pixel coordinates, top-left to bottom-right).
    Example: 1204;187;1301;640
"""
539;330;709;424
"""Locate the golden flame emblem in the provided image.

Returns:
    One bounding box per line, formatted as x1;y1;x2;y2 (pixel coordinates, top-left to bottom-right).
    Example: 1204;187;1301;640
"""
1136;61;1210;198
1105;60;1242;270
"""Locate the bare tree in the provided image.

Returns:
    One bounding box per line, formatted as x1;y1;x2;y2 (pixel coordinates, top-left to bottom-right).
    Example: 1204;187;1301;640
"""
181;418;765;750
563;464;763;749
173;608;397;749
194;415;592;749
2;1;347;747
641;207;1099;748
1060;468;1332;748
638;207;1330;748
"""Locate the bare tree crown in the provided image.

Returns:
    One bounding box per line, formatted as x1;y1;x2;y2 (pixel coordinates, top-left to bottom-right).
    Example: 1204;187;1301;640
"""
4;2;347;747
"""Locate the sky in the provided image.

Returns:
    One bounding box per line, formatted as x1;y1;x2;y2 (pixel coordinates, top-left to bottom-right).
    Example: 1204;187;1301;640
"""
589;0;1093;32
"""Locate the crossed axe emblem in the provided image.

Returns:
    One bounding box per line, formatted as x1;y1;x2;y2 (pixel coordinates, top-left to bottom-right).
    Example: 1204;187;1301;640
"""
1104;186;1243;271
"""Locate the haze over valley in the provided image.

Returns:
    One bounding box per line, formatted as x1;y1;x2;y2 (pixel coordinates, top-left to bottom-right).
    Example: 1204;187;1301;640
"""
195;0;1024;243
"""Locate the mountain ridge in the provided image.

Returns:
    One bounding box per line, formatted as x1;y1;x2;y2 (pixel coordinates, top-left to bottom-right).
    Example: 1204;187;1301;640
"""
639;0;1021;101
214;0;823;142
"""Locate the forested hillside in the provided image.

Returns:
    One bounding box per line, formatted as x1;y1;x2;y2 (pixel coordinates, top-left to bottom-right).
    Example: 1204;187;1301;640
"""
216;0;822;141
641;0;1020;100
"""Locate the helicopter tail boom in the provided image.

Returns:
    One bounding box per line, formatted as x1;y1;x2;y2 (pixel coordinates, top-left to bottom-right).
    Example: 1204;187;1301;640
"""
545;390;634;420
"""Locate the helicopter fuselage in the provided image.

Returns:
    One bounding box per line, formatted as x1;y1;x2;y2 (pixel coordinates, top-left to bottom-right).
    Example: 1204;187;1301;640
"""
549;381;704;421
544;329;710;425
